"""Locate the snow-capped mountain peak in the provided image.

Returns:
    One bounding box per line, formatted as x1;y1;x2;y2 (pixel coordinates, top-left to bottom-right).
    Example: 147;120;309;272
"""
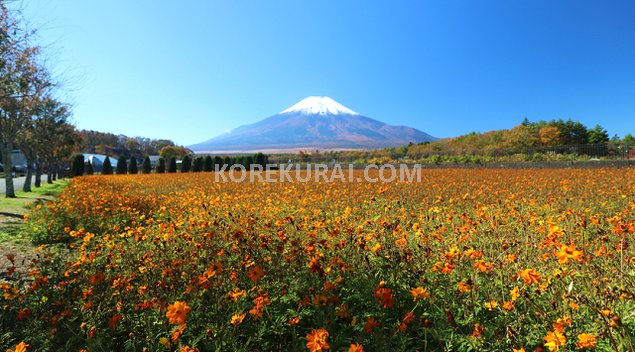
280;96;360;116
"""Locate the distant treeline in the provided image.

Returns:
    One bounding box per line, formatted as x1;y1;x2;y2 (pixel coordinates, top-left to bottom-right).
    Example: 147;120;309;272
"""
268;119;634;164
78;130;179;160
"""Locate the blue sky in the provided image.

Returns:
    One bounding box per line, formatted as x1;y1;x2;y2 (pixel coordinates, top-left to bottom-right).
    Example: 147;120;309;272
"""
20;0;635;146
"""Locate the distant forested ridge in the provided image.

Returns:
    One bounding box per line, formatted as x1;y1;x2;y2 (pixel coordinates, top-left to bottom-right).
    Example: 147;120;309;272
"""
78;130;177;160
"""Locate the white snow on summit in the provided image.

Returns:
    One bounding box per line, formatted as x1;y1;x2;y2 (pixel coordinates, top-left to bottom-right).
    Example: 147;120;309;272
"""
280;96;360;115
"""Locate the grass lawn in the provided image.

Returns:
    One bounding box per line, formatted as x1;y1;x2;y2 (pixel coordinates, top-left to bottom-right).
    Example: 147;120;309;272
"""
0;179;69;244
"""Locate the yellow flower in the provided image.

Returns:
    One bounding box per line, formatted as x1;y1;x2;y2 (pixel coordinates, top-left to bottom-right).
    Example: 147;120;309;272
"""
230;313;245;325
159;337;171;349
484;300;498;310
510;287;521;301
544;330;566;351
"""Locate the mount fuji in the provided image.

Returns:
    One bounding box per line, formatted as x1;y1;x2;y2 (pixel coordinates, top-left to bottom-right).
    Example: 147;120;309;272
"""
189;96;438;153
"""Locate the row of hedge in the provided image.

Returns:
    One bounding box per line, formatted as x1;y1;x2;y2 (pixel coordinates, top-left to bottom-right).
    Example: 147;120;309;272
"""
71;153;269;176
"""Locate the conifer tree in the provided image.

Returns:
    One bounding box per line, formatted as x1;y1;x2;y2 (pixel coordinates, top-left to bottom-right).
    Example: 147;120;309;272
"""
116;155;128;174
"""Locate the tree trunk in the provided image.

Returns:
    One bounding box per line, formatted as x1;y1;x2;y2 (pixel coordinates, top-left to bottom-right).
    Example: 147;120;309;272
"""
2;142;16;198
22;158;33;192
34;161;41;187
52;162;58;181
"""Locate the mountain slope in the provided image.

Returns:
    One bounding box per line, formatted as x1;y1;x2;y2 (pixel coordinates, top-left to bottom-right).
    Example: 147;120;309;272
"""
189;97;437;152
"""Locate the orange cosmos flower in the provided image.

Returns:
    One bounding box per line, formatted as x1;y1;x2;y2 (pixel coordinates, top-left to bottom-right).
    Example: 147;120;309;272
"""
502;300;515;311
409;287;430;301
373;286;394;309
472;323;485;337
7;342;29;352
109;314;123;330
249;293;271;320
398;311;416;331
287;316;300;326
306;328;330;352
227;287;247;302
348;343;364;352
474;260;493;273
576;333;597;349
554;243;584;264
457;281;471;293
166;301;190;325
248;265;265;283
364;317;380;333
544;330;566;351
179;346;199;352
518;268;541;286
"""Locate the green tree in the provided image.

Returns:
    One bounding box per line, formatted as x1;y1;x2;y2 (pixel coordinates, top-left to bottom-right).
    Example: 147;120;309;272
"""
85;161;94;175
623;134;635;145
103;156;113;175
255;152;267;167
157;157;166;173
116;155;128;174
18;97;75;191
214;156;223;170
192;156;204;172
129;156;138;174
1;3;52;197
203;155;213;172
71;154;85;177
168;157;177;173
550;119;589;145
588;125;609;144
142;156;152;174
180;155;192;172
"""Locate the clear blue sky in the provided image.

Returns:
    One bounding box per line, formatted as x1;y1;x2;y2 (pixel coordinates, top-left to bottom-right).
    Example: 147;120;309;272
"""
19;0;635;146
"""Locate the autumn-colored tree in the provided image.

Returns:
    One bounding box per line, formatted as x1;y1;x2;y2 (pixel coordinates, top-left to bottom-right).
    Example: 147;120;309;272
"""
539;126;563;146
160;145;192;161
502;125;538;150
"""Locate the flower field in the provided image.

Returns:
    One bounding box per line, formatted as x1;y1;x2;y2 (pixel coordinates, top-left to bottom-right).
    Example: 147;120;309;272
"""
2;168;635;351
